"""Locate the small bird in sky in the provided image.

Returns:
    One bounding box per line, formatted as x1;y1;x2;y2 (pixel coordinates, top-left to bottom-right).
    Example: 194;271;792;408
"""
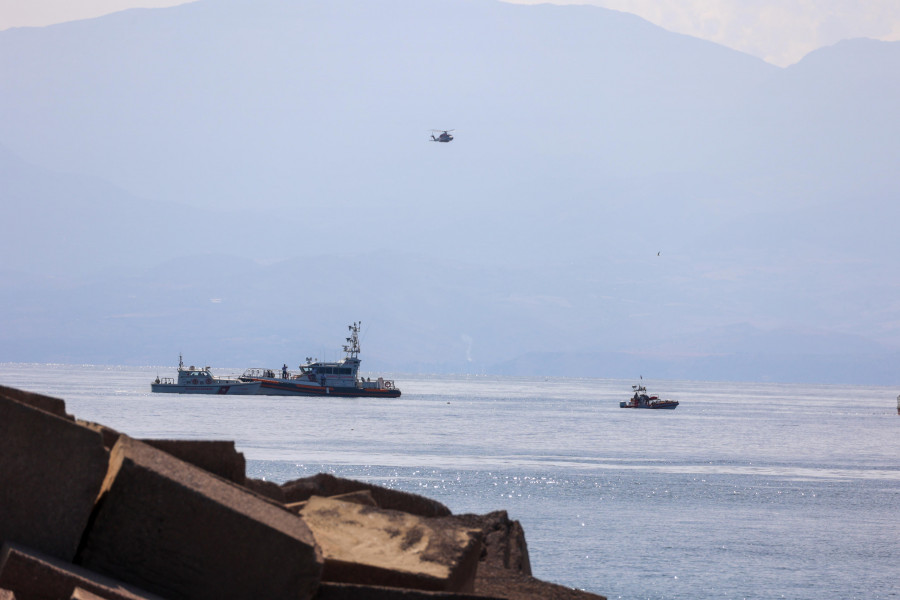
657;251;660;256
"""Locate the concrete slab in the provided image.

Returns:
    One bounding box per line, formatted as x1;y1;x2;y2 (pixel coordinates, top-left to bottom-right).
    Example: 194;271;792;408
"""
445;512;531;575
77;436;322;600
0;396;109;561
243;477;286;502
299;496;481;593
284;473;451;517
315;582;503;599
71;589;106;600
286;490;375;515
77;421;122;450
139;440;246;484
0;385;69;419
474;564;607;600
0;543;163;600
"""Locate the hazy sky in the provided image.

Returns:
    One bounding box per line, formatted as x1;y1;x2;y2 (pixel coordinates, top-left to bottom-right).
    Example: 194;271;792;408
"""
1;0;899;66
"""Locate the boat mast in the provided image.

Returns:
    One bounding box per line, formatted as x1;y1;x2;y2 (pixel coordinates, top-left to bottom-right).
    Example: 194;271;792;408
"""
343;321;361;359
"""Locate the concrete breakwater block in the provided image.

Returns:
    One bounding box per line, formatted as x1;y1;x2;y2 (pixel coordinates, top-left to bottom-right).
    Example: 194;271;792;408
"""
76;437;323;600
139;439;246;484
77;421;122;450
446;512;531;576
71;589;111;600
314;581;503;599
0;385;69;419
473;564;606;600
0;543;163;600
286;489;378;515
299;496;482;593
243;477;287;502
283;473;452;518
0;396;109;562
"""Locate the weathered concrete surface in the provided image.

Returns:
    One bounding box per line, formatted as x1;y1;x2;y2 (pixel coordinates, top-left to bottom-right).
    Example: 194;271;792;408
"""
446;512;531;575
0;385;69;419
140;439;246;484
77;421;122;450
314;582;503;599
473;564;606;600
71;589;107;600
244;477;287;502
0;543;163;600
287;489;378;515
0;396;109;561
299;496;482;593
326;489;378;507
284;473;451;517
77;436;322;600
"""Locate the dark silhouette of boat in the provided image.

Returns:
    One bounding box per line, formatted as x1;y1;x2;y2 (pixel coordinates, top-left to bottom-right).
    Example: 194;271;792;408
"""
620;384;679;409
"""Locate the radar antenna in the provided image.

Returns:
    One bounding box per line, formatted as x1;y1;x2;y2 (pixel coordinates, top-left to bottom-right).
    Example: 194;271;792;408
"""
343;321;361;359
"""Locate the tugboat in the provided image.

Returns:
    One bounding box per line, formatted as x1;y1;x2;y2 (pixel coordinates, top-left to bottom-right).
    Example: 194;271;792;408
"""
620;383;679;409
151;355;262;395
239;322;401;397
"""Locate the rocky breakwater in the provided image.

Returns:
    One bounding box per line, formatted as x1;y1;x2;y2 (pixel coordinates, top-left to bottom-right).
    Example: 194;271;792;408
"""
0;384;606;600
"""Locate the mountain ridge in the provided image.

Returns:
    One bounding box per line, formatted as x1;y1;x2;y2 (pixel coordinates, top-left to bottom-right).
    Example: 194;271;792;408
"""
1;0;898;383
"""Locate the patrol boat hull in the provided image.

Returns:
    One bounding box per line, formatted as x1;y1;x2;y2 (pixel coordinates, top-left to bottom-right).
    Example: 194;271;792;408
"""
240;321;401;398
151;382;261;395
619;399;679;409
240;377;400;398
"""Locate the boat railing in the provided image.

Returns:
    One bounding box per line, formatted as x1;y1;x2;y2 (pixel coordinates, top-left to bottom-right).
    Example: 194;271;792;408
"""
243;367;310;380
156;377;175;385
241;368;280;379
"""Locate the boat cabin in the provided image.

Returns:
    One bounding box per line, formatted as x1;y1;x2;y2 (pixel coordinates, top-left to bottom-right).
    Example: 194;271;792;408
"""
177;366;214;385
298;357;360;387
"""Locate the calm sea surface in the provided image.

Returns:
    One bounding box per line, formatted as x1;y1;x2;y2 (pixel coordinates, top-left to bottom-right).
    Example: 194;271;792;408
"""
2;363;898;599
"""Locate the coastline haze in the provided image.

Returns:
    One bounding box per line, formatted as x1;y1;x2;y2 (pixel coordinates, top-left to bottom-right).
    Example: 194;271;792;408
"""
1;0;898;383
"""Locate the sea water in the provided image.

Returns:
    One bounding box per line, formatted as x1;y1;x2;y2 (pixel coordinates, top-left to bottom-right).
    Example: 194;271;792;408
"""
1;363;898;599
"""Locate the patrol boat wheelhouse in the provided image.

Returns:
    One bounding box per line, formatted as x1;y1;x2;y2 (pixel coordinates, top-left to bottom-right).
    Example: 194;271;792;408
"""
239;322;401;397
151;355;262;395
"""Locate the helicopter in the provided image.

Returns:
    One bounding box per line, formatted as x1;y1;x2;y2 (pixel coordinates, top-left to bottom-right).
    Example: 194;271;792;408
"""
430;129;454;143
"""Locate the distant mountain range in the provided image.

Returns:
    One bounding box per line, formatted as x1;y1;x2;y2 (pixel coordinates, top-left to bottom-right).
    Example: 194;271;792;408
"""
1;0;898;383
